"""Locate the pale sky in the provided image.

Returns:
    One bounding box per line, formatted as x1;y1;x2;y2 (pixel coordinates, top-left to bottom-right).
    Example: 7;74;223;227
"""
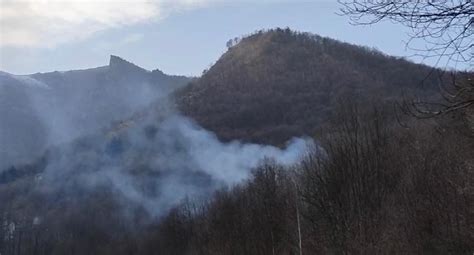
0;0;469;76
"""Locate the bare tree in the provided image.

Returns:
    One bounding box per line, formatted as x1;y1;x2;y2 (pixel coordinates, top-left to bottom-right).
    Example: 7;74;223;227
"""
403;71;473;118
340;1;473;119
339;0;473;64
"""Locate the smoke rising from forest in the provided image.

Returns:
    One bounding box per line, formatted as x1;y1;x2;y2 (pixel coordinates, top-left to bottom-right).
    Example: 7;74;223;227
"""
20;76;313;218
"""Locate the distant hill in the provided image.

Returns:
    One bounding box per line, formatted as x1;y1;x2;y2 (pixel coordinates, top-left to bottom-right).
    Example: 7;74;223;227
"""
1;28;472;255
0;56;190;169
177;28;445;145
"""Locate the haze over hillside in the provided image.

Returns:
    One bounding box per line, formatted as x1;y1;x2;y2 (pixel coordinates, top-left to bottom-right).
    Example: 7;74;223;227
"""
0;32;315;254
0;56;189;169
0;27;472;255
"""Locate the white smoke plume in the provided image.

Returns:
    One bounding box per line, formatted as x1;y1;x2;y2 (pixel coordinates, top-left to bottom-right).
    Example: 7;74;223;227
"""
40;111;313;217
1;58;314;218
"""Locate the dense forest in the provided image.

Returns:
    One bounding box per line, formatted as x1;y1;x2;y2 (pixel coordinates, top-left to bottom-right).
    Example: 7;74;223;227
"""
0;29;473;255
177;28;462;145
151;104;472;254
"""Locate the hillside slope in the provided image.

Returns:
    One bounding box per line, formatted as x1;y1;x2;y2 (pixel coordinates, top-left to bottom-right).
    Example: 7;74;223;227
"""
0;56;190;169
178;28;443;145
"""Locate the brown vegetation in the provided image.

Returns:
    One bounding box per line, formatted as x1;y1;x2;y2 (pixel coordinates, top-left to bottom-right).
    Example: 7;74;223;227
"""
177;28;455;145
1;29;473;254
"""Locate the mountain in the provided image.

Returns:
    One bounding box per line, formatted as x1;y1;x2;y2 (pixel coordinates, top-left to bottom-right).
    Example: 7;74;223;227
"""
1;29;472;255
177;28;445;145
0;56;190;169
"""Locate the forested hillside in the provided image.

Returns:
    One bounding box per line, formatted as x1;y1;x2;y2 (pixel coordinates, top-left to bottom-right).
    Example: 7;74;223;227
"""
0;29;472;255
150;104;473;254
178;28;449;145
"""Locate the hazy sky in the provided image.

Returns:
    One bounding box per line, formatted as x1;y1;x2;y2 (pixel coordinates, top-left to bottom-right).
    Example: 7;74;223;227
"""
0;0;469;76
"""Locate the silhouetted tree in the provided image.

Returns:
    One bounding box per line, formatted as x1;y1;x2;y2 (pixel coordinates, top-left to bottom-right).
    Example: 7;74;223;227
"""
339;1;473;118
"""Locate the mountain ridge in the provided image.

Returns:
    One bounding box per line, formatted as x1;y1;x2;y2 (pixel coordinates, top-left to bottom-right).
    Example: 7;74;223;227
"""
0;55;191;170
177;28;449;145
